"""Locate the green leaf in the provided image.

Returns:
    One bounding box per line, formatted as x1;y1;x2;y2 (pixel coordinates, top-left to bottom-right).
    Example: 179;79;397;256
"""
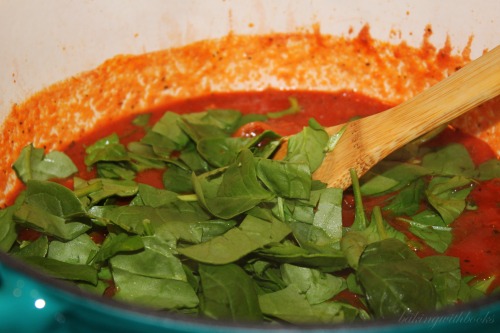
285;119;329;172
357;238;436;318
22;256;98;285
384;178;426;216
84;133;129;166
13;144;77;183
256;242;348;272
112;267;199;310
110;236;185;281
47;233;99;264
193;149;275;219
256;159;311;199
162;164;194;193
15;236;49;258
421;256;462;308
178;215;291;264
476;159;500;180
74;177;138;206
360;162;430;196
13;180;90;241
197;137;249;168
312;188;343;241
92;233;144;264
180;109;242;143
258;284;352;324
199;264;263;321
96;204;211;243
0;205;18;252
281;264;346;304
422;143;475;177
426;176;473;225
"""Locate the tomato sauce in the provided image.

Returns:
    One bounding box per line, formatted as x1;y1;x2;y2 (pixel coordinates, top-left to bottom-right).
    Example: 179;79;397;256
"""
57;90;500;291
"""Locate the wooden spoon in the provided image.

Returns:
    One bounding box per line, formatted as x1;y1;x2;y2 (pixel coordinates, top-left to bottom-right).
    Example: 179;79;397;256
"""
274;45;500;189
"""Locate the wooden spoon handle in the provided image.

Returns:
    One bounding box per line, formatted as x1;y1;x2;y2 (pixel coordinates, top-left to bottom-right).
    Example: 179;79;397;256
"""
313;45;500;189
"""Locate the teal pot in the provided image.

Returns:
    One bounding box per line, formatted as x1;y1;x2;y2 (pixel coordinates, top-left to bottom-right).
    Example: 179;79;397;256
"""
1;252;499;332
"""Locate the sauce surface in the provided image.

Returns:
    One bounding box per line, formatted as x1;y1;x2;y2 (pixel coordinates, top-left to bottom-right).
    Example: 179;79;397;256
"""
60;90;500;291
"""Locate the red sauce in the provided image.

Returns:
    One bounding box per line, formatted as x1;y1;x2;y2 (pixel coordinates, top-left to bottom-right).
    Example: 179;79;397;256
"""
29;90;500;293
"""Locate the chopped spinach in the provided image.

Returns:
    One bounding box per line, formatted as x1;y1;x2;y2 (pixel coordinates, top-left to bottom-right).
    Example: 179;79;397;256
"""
2;103;498;326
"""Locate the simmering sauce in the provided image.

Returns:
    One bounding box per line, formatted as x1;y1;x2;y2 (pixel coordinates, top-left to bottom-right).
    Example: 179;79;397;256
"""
52;90;499;292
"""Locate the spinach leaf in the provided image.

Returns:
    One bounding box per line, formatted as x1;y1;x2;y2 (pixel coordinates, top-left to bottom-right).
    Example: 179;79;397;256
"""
197;137;250;168
22;256;98;285
384;178;425;216
193;149;275;219
199;263;263;321
425;176;473;225
476;158;500;180
112;267;199;310
256;159;311;199
180;109;242;143
0;205;18;252
281;263;346;304
162;164;195;193
13;180;90;241
96;205;210;243
84;133;129;166
92;233;144;264
15;236;48;258
360;162;430;196
74;177;138;206
178;215;291;264
285;119;329;172
398;210;452;253
312;187;343;241
256;241;348;272
47;234;99;265
357;238;436;318
422;143;475;177
13;144;77;183
258;284;355;324
110;236;185;281
140;111;190;156
421;256;462;308
341;206;407;269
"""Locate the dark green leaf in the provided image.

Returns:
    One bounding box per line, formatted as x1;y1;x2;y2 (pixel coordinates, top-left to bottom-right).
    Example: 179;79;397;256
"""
12;144;77;183
281;263;346;304
357;239;436;318
47;233;99;264
199;264;263;321
285;118;329;172
16;236;49;258
256;242;348;272
422;143;475;177
476;159;500;180
0;205;18;252
13;180;90;241
112;267;198;310
110;236;185;280
92;233;144;264
22;256;98;285
384;178;425;216
178;215;291;264
426;176;473;224
360;162;430;196
193;149;275;219
84;133;129;166
256;159;311;199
